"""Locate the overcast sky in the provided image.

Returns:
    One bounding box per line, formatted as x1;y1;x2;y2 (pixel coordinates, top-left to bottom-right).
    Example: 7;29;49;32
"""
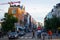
0;0;60;24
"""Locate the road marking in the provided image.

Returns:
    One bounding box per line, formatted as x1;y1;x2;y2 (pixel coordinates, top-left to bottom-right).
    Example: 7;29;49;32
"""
20;37;32;39
20;37;24;38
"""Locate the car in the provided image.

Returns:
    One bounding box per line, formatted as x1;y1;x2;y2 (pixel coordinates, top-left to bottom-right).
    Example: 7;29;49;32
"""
18;31;25;36
8;32;19;39
18;28;25;36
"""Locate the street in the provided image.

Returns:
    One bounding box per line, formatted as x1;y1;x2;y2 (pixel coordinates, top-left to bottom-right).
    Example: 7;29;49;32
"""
0;32;60;40
0;32;40;40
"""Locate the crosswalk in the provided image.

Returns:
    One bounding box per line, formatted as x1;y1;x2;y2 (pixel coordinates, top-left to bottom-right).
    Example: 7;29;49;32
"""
0;36;60;40
2;36;33;39
19;36;32;39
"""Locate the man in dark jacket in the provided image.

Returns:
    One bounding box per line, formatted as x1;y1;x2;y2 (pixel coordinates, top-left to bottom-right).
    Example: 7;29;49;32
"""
32;29;35;38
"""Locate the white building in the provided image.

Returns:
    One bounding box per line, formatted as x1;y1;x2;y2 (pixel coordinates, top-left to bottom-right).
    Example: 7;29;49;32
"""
52;3;60;17
45;3;60;20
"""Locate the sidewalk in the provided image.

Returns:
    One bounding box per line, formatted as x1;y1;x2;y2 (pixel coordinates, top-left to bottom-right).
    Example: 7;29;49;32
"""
45;39;60;40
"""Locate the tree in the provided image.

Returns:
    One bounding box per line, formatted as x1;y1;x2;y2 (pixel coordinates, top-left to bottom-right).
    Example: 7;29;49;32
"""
1;13;18;32
44;15;60;33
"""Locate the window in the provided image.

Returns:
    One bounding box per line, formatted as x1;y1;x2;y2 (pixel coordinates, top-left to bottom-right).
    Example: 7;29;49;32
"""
12;10;16;14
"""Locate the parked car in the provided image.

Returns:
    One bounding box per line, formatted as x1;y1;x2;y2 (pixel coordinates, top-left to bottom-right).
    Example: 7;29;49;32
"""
8;32;19;39
18;31;25;36
18;27;25;36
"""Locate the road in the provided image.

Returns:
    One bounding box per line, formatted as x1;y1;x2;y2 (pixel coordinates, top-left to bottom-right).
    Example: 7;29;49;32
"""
0;32;40;40
0;33;40;40
0;32;60;40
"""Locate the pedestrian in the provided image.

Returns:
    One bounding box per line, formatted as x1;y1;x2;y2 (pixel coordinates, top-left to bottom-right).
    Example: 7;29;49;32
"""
0;31;2;38
0;31;3;38
32;29;35;38
42;32;46;40
56;30;58;38
48;30;52;40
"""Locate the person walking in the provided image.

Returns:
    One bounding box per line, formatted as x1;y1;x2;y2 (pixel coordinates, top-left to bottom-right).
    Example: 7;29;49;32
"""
48;30;52;40
32;29;35;38
0;31;2;38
